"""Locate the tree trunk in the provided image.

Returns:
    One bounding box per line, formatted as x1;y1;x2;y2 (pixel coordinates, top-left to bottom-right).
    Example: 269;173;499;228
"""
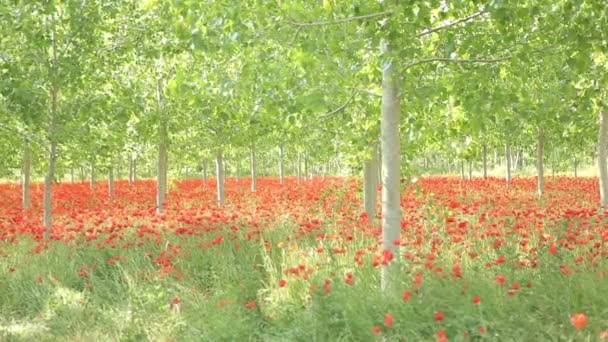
202;160;208;183
505;143;512;186
537;127;545;197
128;155;134;185
70;167;74;183
108;167;114;198
574;156;578;178
304;153;309;181
482;144;488;179
216;151;225;205
90;158;96;191
598;110;608;208
297;152;302;184
460;160;465;179
156;77;168;214
279;145;285;185
468;160;472;180
250;145;257;192
22;138;31;210
44;12;59;239
380;47;401;291
363;144;379;219
512;149;520;171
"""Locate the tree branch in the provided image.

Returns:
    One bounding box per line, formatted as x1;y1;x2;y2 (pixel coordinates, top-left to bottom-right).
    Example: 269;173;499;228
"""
286;10;392;27
318;90;357;119
403;56;511;71
418;10;487;37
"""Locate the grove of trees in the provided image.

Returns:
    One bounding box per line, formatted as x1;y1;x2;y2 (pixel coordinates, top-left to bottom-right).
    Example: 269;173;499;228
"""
1;1;607;287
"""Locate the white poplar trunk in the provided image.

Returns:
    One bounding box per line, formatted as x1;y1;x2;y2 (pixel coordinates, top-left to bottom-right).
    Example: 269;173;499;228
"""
468;160;472;180
279;145;284;185
250;145;257;192
216;151;225;205
482;144;488;179
202;160;208;182
505;143;512;185
22;138;31;210
90;158;96;190
297;152;302;184
156;78;168;214
537;127;545;197
108;167;114;198
363;143;379;218
44;12;59;239
598;110;608;208
380;48;401;291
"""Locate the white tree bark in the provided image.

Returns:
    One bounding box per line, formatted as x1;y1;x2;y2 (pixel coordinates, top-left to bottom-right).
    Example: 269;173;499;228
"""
90;158;96;190
216;151;225;205
202;160;208;183
279;145;285;185
297;152;302;184
380;50;401;291
250;145;257;192
482;144;488;179
363;143;379;218
22;138;31;210
108;167;114;198
537;127;545;197
467;160;472;180
598;111;608;208
156;77;168;214
44;12;59;239
505;143;512;185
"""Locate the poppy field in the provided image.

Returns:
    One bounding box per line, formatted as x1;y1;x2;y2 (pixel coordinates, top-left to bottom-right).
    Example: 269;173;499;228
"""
0;176;607;341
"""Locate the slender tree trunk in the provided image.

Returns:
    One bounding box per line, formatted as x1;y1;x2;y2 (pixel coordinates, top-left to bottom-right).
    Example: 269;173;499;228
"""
133;157;137;183
482;144;488;179
22;138;31;210
202;160;208;183
460;160;465;179
250;145;257;192
216;150;225;205
505;143;512;185
376;144;382;185
468;160;472;180
494;149;498;168
128;155;133;184
108;167;114;198
304;153;309;181
537;127;545;197
574;156;578;178
598;110;608;208
380;46;401;291
90;158;96;191
363;144;379;219
279;145;284;185
512;149;520;171
44;12;59;239
156;77;168;214
297;152;302;184
70;167;74;183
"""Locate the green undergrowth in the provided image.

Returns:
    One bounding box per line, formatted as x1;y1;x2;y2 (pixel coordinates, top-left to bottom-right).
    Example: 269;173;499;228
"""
0;196;607;341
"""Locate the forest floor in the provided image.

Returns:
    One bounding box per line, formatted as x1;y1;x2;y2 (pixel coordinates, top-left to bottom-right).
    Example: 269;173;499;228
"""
0;176;607;341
